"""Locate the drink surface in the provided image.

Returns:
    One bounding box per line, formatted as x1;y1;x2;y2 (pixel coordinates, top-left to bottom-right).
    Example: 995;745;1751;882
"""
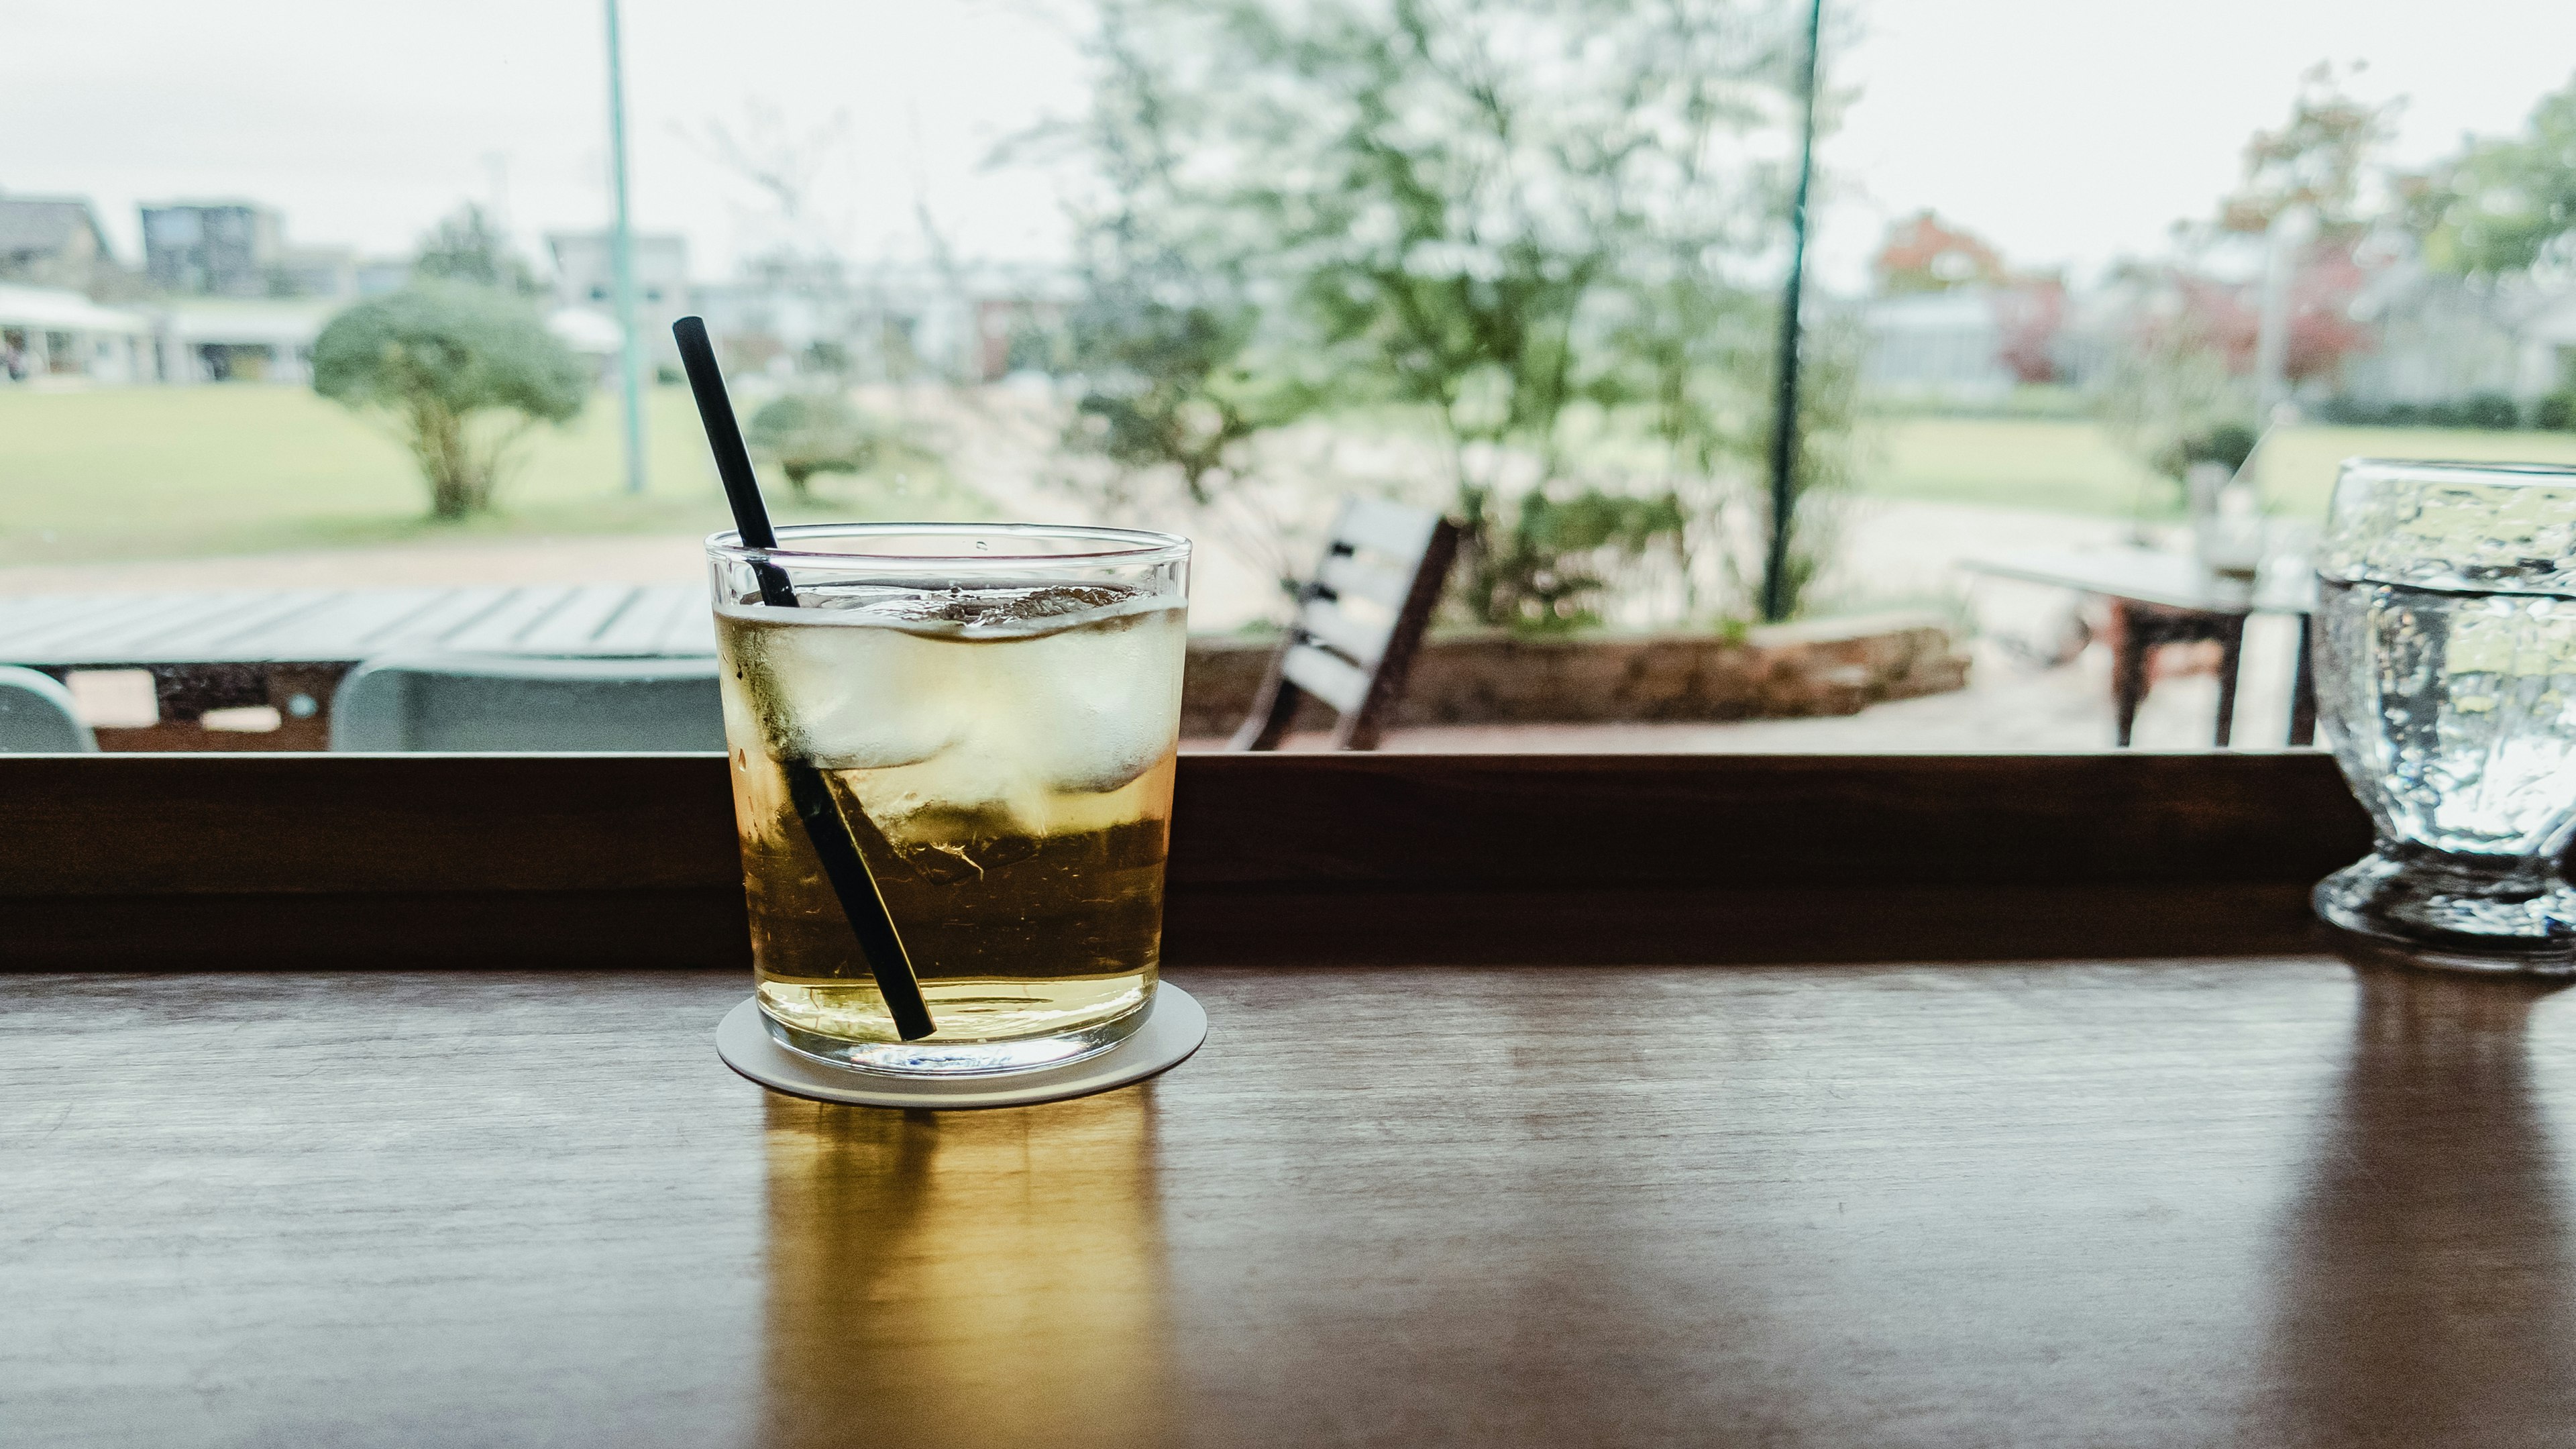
715;580;1185;1046
2317;575;2576;856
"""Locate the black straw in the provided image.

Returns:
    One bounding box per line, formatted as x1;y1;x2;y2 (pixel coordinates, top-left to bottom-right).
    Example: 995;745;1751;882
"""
675;316;936;1042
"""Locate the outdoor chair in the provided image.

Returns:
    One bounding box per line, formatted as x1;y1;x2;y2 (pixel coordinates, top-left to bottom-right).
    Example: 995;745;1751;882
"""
1231;497;1461;751
329;652;724;752
0;665;96;753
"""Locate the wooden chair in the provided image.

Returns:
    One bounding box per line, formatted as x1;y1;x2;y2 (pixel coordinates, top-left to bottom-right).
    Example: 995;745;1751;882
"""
329;652;723;751
1231;498;1461;751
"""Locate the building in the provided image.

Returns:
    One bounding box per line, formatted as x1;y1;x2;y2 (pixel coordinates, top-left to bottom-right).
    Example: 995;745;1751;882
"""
1860;289;2020;400
2340;264;2576;407
692;256;1077;384
546;231;690;372
0;284;152;383
0;195;118;293
152;299;336;383
140;202;283;297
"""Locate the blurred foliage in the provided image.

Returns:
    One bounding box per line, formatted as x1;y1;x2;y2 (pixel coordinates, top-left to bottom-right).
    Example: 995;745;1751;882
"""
411;205;543;297
2093;330;2252;500
2172;421;2258;476
1052;0;1854;627
2215;63;2398;241
2413;76;2576;277
745;391;895;498
1483;488;1688;633
311;283;587;519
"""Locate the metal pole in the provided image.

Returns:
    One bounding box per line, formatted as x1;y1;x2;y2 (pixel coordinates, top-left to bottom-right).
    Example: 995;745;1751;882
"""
1760;0;1823;623
606;0;647;495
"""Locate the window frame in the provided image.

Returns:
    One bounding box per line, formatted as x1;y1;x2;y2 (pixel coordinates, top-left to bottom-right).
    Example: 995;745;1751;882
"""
0;751;2363;969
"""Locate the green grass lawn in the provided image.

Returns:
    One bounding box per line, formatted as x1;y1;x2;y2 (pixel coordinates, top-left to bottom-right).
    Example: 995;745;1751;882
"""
1864;417;2576;521
0;384;980;566
9;384;2576;568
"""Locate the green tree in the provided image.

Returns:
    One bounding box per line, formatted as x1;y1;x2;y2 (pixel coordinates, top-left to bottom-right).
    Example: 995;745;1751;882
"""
2416;74;2576;276
1059;0;1833;625
745;391;885;499
2216;62;2398;241
413;204;542;296
312;284;588;518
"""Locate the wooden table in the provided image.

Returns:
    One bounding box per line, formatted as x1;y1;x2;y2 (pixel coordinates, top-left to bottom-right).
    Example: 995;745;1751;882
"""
0;584;712;749
9;958;2575;1447
1964;547;2318;748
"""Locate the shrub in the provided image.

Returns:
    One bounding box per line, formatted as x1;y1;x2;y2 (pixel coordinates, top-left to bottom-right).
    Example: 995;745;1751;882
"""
312;284;588;518
745;392;885;498
2462;391;2524;429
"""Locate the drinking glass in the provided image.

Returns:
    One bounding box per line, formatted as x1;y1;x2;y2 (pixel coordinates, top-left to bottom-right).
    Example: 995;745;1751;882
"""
2312;459;2576;971
707;522;1191;1071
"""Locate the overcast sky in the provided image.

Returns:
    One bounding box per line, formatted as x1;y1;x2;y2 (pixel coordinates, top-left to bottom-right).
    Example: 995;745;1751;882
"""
3;0;2571;291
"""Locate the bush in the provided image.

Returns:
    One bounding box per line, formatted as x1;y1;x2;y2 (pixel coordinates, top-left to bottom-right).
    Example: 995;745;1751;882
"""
1479;488;1688;634
2463;391;2524;429
2534;393;2576;432
2316;392;2536;430
2171;422;2259;476
745;392;885;498
312;284;588;518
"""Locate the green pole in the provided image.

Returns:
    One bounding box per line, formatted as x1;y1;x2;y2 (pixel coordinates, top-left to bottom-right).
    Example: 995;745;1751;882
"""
605;0;647;496
1760;0;1823;623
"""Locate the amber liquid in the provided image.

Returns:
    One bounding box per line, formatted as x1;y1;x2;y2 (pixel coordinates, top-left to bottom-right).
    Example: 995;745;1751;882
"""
715;588;1183;1048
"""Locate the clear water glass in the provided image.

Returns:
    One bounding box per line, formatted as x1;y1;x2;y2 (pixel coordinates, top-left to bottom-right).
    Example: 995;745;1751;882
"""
2312;459;2576;971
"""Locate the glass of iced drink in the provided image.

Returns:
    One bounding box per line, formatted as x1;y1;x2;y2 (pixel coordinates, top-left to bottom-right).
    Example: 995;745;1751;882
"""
2313;460;2576;969
707;523;1190;1072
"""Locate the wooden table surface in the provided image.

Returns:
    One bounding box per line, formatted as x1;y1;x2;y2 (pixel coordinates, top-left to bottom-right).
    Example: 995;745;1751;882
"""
9;959;2576;1448
0;583;716;667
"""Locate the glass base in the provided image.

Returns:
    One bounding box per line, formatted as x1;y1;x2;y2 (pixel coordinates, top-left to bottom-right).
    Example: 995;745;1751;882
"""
759;998;1150;1077
2314;848;2576;975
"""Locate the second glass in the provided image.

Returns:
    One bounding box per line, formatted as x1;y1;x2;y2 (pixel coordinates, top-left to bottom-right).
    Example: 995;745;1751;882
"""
2312;459;2576;969
707;522;1191;1073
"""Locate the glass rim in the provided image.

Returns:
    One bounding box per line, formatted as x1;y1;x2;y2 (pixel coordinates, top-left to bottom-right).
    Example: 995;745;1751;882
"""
704;520;1191;566
2338;457;2576;485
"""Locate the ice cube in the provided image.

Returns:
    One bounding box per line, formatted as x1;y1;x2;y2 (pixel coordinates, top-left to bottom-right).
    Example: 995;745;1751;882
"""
749;618;961;769
878;801;1043;884
1015;604;1188;793
808;582;1138;636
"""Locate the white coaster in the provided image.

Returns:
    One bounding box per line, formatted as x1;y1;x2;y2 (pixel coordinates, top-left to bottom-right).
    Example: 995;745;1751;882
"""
715;985;1206;1110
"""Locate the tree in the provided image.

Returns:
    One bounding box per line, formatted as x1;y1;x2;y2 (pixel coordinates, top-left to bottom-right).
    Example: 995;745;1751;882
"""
746;392;885;498
1873;211;2007;294
413;204;541;296
2216;62;2398;241
1057;0;1836;625
2414;74;2576;277
313;284;588;519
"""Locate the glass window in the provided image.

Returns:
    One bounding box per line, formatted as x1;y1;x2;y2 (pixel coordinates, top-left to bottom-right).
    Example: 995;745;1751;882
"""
3;0;2572;758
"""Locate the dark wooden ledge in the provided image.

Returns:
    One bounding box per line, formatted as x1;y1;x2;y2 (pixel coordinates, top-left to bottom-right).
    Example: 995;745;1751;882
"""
0;751;2371;969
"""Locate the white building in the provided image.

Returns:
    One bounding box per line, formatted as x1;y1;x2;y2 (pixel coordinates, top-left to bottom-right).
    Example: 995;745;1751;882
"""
2340;265;2576;407
1860;289;2019;400
0;284;152;384
547;232;690;373
152;299;337;383
693;257;1077;383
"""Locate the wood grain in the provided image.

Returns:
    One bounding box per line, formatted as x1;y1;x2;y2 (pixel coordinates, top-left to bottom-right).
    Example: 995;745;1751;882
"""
7;958;2575;1446
0;752;2375;968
